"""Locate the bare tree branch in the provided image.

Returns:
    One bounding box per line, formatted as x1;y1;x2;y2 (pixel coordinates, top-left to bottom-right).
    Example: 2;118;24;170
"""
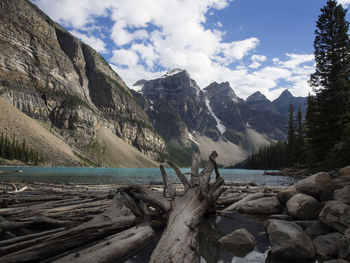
167;161;190;192
190;153;200;186
160;165;175;198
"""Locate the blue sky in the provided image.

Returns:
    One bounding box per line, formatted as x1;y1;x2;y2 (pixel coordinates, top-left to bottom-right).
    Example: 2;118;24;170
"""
31;0;350;100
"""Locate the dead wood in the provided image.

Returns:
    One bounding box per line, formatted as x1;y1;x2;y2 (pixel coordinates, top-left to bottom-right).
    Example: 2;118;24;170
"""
160;165;175;198
0;192;136;263
0;221;33;230
0;227;65;247
51;225;155;263
0;227;66;256
149;151;225;263
121;185;170;213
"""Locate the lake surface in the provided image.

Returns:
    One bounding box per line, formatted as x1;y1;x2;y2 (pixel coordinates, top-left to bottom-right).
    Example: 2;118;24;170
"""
0;166;295;186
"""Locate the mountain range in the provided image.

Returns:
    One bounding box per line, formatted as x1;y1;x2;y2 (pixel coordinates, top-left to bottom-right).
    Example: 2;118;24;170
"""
0;0;307;167
132;69;307;165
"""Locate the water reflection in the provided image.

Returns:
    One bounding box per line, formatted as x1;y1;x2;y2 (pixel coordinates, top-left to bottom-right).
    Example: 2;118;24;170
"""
198;212;270;263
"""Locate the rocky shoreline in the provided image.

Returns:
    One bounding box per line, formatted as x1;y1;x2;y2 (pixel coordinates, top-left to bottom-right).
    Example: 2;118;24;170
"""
0;166;349;262
218;165;350;263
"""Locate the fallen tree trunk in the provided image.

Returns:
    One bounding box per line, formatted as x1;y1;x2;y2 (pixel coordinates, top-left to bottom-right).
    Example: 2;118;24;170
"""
149;151;225;263
51;225;155;263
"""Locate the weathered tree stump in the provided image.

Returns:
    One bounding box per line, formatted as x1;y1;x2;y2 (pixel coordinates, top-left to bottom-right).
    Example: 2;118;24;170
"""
149;151;225;263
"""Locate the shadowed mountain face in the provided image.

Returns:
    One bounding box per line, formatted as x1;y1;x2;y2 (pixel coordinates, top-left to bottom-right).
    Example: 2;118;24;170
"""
133;69;220;144
272;89;308;117
0;0;166;165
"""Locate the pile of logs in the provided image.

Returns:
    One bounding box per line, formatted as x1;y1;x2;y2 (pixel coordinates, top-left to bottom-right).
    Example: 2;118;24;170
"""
0;151;227;263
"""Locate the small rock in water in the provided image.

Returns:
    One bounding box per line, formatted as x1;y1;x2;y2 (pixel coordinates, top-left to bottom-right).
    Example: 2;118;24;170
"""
218;228;256;257
265;219;315;262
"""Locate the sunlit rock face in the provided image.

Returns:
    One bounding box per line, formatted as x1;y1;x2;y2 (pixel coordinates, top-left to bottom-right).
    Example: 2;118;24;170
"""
0;0;166;159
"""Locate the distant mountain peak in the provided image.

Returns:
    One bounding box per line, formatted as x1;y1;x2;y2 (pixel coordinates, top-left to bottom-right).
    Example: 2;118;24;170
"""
280;89;293;98
204;82;239;103
162;68;187;78
246;91;268;102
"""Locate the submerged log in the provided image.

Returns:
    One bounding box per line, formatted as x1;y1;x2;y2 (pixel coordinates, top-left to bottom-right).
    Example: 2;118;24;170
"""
149;151;225;263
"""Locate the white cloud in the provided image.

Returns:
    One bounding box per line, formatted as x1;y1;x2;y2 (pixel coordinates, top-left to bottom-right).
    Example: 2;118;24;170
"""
32;0;110;28
110;49;139;67
337;0;350;7
249;54;267;69
70;30;107;53
32;0;315;101
131;44;158;69
216;21;223;27
278;53;314;69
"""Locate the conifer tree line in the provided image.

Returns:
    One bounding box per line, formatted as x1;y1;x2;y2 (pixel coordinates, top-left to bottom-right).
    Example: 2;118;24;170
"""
0;132;42;165
246;1;350;170
246;141;287;170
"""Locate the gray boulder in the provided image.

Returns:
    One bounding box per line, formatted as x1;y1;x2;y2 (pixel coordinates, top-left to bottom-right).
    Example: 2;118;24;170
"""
287;193;320;220
237;196;282;215
265;219;315;262
306;221;333;239
293;220;318;230
296;172;331;200
335;186;350;206
339;228;350;260
277;184;298;204
339;166;350;177
319;201;350;234
218;228;256;257
313;232;343;260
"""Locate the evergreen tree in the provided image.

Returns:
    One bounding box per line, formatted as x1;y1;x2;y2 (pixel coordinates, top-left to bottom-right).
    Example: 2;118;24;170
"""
4;134;9;159
295;107;305;164
308;0;350;167
8;135;16;160
0;132;4;158
20;139;26;161
287;103;296;165
245;141;287;170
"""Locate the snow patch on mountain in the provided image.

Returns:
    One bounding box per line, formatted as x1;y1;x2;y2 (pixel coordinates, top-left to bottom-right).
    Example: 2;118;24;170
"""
188;132;200;145
162;68;184;78
205;98;226;134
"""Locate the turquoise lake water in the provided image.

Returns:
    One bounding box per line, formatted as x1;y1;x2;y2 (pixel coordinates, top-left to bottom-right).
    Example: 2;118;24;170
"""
0;166;295;186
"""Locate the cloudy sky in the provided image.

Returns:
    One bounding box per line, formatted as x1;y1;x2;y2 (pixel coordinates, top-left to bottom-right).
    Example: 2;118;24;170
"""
31;0;350;100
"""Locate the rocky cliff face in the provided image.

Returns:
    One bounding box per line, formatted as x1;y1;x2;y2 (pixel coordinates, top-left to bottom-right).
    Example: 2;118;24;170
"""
246;91;279;115
0;0;166;163
133;69;219;144
204;82;287;143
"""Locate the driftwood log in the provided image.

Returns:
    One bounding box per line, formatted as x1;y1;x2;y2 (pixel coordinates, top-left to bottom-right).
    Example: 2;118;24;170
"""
149;151;225;263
